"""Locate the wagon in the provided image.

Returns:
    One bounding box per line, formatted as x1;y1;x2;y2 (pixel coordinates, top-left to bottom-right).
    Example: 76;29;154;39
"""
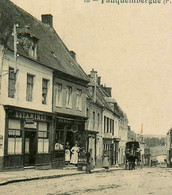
125;141;141;170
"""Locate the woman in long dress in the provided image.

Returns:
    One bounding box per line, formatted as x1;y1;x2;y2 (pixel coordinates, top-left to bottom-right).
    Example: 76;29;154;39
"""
70;143;80;165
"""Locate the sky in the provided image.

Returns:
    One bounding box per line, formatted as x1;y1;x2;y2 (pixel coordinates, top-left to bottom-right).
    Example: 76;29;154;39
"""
11;0;172;135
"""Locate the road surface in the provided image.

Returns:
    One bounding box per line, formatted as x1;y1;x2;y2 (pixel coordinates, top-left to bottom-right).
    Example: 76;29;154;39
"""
0;167;172;195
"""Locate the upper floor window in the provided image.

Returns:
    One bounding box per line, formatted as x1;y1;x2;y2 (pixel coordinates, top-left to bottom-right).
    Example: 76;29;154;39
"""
107;118;109;133
8;67;16;98
86;108;89;118
76;89;82;110
93;111;95;130
112;120;114;136
55;83;62;107
104;116;106;132
26;74;34;102
97;113;100;131
42;79;49;104
20;35;38;60
66;86;72;108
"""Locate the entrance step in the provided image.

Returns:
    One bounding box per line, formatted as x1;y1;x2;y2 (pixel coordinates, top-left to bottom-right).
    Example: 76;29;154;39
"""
63;165;77;170
24;166;35;169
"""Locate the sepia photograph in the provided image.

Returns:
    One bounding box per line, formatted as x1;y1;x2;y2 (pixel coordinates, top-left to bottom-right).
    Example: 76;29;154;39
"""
0;0;172;194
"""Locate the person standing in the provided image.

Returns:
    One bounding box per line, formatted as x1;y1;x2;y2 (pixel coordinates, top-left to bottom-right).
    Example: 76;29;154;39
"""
65;142;71;165
70;143;80;165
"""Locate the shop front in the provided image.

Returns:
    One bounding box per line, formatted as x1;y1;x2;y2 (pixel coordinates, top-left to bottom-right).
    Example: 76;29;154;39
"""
85;130;98;167
3;106;53;170
103;138;114;166
52;114;87;169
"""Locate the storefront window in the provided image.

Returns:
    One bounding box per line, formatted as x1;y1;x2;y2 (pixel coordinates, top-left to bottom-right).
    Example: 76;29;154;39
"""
38;122;49;153
8;119;22;154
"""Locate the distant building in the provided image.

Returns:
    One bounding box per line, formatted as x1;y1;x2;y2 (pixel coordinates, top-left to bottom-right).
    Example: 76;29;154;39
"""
150;146;167;164
166;128;172;167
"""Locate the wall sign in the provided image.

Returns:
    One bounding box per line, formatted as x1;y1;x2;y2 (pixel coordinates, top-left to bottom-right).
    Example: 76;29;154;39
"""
8;110;50;122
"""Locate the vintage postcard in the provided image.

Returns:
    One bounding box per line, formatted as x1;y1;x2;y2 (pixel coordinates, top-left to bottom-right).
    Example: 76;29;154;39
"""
0;0;171;194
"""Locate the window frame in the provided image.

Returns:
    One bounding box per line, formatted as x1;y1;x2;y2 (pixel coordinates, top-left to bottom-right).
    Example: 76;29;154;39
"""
8;119;22;155
76;89;82;110
55;83;62;107
66;86;72;108
38;122;50;154
42;78;49;105
8;67;16;98
26;74;34;102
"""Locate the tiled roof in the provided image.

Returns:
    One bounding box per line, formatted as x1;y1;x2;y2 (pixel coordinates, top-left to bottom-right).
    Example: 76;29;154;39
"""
0;0;89;82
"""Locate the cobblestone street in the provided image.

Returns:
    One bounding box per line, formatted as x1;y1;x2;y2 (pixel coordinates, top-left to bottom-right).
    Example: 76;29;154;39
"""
1;167;172;195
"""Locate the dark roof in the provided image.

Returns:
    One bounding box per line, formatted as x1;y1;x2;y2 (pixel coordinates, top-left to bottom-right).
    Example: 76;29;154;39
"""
0;0;89;83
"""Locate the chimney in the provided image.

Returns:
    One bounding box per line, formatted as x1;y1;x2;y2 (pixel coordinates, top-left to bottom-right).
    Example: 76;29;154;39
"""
41;14;53;27
90;69;97;80
70;51;76;61
103;86;112;97
97;77;101;85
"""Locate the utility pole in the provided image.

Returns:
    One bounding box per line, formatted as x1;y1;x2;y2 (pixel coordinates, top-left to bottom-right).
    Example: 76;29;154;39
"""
13;24;18;73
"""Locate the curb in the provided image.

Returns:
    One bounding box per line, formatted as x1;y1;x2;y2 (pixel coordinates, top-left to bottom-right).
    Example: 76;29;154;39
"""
0;167;123;186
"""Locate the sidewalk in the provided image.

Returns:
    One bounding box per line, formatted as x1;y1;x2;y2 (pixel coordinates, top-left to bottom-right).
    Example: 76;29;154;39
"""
0;167;122;186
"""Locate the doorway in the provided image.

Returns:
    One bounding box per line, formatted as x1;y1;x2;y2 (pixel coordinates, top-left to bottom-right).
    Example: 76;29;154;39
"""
24;130;37;167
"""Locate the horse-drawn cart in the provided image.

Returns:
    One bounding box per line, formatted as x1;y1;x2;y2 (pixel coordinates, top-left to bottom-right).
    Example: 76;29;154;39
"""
125;141;142;170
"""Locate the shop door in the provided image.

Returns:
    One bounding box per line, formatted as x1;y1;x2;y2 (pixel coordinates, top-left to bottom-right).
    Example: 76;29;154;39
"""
24;130;37;166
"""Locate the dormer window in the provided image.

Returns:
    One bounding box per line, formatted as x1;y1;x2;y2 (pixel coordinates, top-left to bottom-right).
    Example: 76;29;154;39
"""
28;39;37;59
18;28;38;60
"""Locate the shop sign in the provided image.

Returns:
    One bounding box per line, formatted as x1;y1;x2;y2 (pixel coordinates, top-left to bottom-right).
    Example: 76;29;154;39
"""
12;111;47;121
25;118;35;124
24;122;37;129
57;118;82;125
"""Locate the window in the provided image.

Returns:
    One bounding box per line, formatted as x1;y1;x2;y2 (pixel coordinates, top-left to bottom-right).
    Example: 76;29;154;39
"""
112;120;114;136
8;67;16;98
76;89;82;110
28;40;37;59
55;83;62;107
8;119;22;154
26;74;34;102
93;112;95;130
66;86;72;108
107;118;109;133
104;116;106;132
110;119;112;133
42;79;49;104
38;122;49;153
97;113;100;131
86;108;89;118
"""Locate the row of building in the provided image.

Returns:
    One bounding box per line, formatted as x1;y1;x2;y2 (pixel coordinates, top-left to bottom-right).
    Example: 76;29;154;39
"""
0;0;137;170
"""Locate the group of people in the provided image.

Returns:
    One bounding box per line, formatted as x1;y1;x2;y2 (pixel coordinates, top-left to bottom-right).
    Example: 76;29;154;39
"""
55;141;93;173
65;142;80;165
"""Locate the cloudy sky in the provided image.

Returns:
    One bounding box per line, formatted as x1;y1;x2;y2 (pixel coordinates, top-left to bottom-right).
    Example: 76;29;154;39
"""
11;0;172;135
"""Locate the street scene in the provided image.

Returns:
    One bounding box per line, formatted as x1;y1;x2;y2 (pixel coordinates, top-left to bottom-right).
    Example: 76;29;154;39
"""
0;167;172;195
1;0;172;194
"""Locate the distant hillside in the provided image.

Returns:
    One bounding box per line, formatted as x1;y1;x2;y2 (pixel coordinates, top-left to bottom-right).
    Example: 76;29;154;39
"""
143;134;166;139
143;135;166;147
